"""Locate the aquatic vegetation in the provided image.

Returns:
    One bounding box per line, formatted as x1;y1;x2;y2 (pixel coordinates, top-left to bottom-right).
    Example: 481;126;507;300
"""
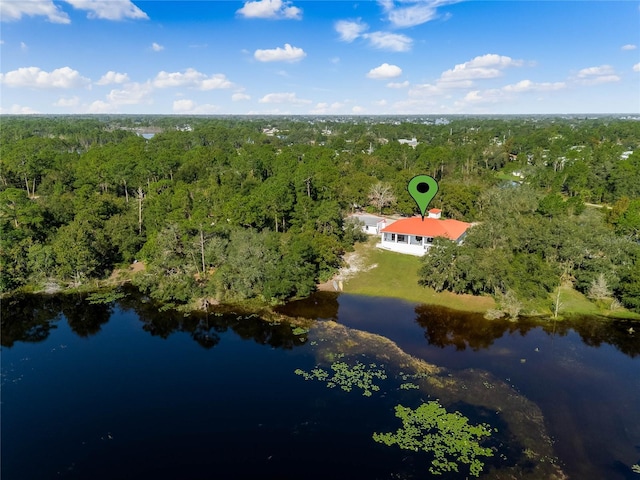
399;382;419;390
373;401;494;477
291;326;309;336
295;360;387;396
86;290;126;304
399;371;430;381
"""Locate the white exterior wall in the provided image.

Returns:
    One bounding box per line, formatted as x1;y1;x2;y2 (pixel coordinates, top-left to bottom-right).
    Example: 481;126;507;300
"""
377;233;431;256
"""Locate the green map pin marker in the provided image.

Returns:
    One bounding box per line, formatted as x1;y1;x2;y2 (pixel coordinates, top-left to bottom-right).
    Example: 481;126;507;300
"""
408;175;439;221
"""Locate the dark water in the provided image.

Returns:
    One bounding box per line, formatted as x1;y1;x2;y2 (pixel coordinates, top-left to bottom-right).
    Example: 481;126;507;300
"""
2;291;639;479
278;292;640;480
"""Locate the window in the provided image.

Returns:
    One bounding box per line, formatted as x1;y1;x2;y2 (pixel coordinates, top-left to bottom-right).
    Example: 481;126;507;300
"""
416;236;422;242
427;237;434;243
397;234;406;243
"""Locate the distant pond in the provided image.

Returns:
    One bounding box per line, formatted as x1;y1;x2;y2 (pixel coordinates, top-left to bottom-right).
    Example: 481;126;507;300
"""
2;290;639;479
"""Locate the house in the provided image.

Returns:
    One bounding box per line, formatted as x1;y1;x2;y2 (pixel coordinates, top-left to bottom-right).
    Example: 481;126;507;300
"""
377;209;470;256
349;214;387;235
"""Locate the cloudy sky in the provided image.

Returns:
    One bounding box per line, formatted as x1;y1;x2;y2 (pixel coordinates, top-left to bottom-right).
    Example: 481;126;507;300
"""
1;0;639;115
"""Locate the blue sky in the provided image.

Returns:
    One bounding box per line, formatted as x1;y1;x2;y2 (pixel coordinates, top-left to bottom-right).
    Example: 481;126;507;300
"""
1;0;639;115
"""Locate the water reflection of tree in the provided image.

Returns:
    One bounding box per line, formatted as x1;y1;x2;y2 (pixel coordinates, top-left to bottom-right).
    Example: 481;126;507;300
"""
543;315;640;358
1;294;61;346
414;305;537;351
274;291;339;321
118;293;303;350
3;291;304;351
414;305;640;357
2;293;114;344
62;297;112;337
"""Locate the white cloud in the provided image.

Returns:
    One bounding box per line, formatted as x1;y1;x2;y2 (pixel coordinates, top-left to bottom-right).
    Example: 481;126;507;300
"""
634;63;640;72
576;65;620;85
621;44;637;51
0;0;70;24
578;65;615;77
335;19;368;42
458;88;504;105
334;18;412;51
87;100;115;113
20;41;28;52
0;104;40;114
172;99;219;114
1;0;148;23
53;96;80;107
583;75;621;85
408;83;442;97
153;69;234;90
352;105;365;113
173;99;195;112
367;63;402;79
106;82;153;105
64;0;148;21
453;79;567;111
502;79;565;93
151;42;164;52
381;0;460;28
387;80;410;88
232;92;251;101
0;66;90;88
363;31;413;52
86;81;152;113
200;75;234;90
237;0;301;19
406;55;526;99
440;54;523;83
254;43;306;62
373;99;388;106
258;92;311;105
310;101;346;114
96;71;129;85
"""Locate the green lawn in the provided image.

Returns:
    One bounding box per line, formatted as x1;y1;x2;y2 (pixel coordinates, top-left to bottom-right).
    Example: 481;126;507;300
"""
342;237;640;319
342;237;496;313
549;285;640;319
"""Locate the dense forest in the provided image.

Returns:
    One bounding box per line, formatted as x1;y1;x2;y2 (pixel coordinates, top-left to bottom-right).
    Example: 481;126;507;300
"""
1;115;639;313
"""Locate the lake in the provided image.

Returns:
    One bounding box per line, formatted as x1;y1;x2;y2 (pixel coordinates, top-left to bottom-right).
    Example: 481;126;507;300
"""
2;290;639;479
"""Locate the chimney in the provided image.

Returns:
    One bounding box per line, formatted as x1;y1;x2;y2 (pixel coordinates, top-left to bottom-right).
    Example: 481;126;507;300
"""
427;208;442;219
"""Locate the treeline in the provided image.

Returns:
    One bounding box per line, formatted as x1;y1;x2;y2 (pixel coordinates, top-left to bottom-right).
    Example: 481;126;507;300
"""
1;116;639;311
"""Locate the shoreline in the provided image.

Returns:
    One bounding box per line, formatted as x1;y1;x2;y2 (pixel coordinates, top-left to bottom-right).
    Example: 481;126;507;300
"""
5;249;639;321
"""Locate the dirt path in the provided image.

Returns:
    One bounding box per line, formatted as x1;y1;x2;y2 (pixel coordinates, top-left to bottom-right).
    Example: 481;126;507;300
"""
317;241;377;292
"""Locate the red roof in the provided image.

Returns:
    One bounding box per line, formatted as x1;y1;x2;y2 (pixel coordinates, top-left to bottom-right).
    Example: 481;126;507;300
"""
429;208;441;213
380;217;470;241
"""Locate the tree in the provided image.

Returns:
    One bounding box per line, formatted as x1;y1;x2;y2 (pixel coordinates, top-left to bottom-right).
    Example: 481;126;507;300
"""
368;181;396;214
52;220;102;285
0;188;44;230
588;273;612;300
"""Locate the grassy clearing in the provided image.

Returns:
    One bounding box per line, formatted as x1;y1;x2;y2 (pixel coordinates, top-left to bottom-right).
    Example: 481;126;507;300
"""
341;237;640;319
549;285;640;319
342;237;495;313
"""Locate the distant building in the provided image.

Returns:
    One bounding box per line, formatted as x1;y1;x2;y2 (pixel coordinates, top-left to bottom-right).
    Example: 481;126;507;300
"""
398;137;419;148
378;209;470;256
